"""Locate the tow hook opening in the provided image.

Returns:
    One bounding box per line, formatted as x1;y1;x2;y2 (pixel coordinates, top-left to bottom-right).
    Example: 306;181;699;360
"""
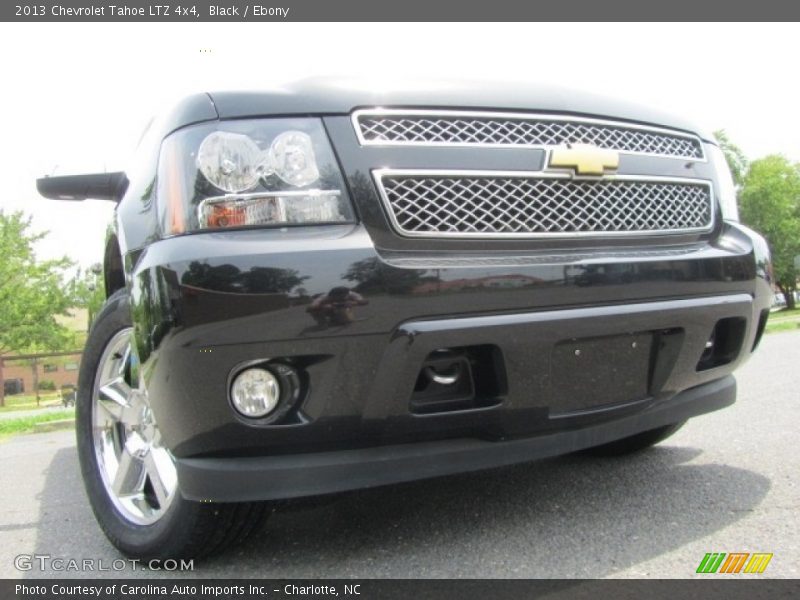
696;317;747;371
411;345;506;415
423;361;463;386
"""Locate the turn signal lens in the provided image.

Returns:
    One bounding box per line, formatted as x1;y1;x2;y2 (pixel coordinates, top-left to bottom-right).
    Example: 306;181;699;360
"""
199;190;344;229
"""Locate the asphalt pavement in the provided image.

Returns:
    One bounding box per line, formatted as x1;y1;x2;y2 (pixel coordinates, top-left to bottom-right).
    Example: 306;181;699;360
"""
1;331;798;579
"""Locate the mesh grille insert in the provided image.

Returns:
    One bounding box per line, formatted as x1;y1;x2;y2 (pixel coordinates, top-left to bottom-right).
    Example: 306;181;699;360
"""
356;112;704;159
377;174;713;238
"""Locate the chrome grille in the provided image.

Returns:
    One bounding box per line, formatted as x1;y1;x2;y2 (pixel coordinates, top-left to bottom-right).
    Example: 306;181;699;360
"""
375;171;714;238
354;110;704;160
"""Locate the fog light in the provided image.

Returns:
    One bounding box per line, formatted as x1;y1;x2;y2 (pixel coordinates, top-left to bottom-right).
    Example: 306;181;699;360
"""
231;368;280;417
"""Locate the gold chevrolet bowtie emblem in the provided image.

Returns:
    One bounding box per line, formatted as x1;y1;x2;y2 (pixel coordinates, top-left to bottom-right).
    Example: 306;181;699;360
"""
548;143;620;176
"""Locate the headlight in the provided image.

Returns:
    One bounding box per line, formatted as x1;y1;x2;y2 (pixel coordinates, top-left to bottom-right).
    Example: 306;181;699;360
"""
708;144;739;222
157;119;354;235
270;130;320;187
196;131;265;193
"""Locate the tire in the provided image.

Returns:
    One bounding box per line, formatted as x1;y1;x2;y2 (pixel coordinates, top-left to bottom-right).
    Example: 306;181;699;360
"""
76;289;269;560
581;421;687;457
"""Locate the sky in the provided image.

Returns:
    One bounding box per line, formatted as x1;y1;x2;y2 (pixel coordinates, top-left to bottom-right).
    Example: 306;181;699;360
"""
0;22;798;269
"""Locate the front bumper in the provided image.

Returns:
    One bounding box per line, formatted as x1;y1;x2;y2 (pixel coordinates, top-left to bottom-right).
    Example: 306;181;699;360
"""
129;220;771;501
178;376;735;502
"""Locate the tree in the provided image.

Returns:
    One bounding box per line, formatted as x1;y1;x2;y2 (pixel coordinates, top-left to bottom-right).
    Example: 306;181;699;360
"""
68;265;106;331
739;155;800;309
714;129;749;187
342;257;430;294
0;211;75;405
181;261;308;294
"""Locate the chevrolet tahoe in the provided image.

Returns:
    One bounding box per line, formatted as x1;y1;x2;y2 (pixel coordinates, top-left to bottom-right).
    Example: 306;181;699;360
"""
36;78;772;559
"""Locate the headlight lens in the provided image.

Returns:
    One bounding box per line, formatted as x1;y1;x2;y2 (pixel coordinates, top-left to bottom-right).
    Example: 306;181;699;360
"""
708;144;739;222
158;118;354;235
196;131;266;193
270;131;320;187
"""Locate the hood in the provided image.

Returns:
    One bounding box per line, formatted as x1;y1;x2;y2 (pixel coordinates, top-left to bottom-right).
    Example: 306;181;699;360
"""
205;77;715;142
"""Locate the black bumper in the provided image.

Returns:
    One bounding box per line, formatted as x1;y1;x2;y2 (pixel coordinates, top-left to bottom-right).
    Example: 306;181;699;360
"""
177;376;735;502
128;219;771;501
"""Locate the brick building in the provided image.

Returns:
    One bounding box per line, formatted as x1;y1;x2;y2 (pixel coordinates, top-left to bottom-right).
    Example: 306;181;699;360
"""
1;308;87;397
3;353;82;394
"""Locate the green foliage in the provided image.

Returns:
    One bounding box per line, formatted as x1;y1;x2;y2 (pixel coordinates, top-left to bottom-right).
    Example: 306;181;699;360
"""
0;211;75;355
342;256;434;294
0;391;60;412
0;409;74;438
765;307;800;334
37;379;56;391
766;318;800;334
181;260;308;293
714;129;749;187
67;266;105;331
739;155;800;308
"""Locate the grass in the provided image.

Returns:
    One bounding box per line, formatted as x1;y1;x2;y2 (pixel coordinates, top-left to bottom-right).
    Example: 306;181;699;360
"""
0;408;75;439
768;307;800;320
765;306;800;335
766;319;800;334
0;392;62;413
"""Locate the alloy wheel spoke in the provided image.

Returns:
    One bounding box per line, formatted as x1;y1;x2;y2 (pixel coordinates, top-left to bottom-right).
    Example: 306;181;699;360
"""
97;398;126;423
99;376;132;406
144;447;177;508
116;343;132;377
151;428;163;447
112;447;146;497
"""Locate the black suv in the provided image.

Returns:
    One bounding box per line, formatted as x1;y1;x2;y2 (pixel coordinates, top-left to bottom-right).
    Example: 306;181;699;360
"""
38;79;772;559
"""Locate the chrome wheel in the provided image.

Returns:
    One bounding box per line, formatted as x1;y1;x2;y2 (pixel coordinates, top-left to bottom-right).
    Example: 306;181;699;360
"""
92;328;177;525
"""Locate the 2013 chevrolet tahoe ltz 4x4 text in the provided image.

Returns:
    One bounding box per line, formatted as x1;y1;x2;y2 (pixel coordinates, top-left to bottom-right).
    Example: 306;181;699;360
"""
37;79;772;559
